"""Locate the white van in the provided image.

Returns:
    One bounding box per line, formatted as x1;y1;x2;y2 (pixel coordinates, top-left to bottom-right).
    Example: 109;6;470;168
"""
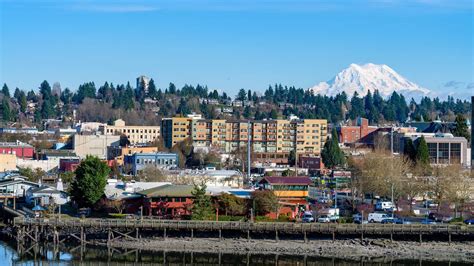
368;212;391;223
375;201;394;211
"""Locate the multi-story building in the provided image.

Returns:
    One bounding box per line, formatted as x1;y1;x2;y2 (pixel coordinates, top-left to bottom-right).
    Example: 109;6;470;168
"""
100;119;160;145
398;132;468;166
107;146;159;166
162;115;327;164
162;114;203;149
124;152;179;176
337;118;378;145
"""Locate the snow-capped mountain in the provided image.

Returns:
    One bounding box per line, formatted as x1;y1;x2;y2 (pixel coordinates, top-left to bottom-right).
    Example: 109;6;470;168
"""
309;63;430;99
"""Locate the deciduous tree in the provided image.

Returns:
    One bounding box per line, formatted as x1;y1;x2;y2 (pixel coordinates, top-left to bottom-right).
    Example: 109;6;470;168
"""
71;156;110;207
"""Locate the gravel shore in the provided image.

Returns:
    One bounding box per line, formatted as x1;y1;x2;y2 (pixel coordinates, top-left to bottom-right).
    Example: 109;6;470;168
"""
103;237;474;263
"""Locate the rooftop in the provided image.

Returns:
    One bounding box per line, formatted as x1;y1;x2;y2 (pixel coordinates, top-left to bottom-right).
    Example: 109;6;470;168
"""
138;184;196;198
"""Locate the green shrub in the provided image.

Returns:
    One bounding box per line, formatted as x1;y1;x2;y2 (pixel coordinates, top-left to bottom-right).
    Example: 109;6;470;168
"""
449;217;463;223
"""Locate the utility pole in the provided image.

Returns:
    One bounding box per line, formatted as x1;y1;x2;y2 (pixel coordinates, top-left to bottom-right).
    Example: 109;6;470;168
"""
247;120;251;184
391;183;394;218
390;126;394;155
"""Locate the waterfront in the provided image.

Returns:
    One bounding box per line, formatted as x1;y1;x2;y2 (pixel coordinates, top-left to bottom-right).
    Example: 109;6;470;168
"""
1;239;473;266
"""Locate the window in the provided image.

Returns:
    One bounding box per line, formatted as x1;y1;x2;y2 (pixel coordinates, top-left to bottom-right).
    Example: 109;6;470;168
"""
427;143;437;164
438;143;449;164
450;143;461;164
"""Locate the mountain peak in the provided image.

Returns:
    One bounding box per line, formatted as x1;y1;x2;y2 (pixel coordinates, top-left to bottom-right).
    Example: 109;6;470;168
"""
309;63;430;99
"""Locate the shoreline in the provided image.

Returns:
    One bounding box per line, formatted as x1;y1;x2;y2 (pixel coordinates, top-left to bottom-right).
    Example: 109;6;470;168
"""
100;237;474;263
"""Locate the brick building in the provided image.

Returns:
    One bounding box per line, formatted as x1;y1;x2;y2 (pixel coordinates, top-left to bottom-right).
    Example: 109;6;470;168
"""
337;118;378;145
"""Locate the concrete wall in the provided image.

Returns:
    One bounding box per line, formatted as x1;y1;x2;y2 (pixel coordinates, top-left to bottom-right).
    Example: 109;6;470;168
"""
73;134;120;159
0;154;17;172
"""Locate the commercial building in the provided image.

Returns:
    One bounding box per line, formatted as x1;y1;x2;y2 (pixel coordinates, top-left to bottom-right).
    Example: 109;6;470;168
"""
138;184;195;218
162;115;328;164
0;141;34;159
107;146;159;166
337;118;378;145
124;152;179;176
73;134;120;159
258;176;312;203
398;132;468;166
100;119;161;145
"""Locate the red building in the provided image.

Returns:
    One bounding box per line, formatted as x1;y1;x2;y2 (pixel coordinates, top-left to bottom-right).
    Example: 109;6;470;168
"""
138;184;195;219
338;118;378;145
59;158;80;172
0;141;34;159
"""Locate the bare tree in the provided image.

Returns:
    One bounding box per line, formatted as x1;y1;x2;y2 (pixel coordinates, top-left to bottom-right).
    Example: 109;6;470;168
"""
137;166;166;182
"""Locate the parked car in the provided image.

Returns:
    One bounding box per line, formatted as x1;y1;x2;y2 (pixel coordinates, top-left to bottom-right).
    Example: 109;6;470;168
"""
375;201;395;211
464;218;474;225
318;215;331;223
302;212;315;223
368;212;391;223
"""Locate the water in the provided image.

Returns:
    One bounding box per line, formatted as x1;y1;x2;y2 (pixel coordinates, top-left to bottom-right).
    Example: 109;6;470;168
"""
0;240;471;266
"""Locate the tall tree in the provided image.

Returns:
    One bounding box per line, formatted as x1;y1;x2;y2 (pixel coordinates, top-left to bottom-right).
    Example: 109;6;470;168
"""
191;184;213;220
1;98;11;121
1;83;10;97
237;89;246;101
415;136;430;172
70;156;110;207
452;114;470;141
321;128;346;169
349;92;364;120
403;138;417;163
148;78;157;98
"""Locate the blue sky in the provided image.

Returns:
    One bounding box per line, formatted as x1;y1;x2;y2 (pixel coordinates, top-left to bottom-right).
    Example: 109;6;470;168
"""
0;0;472;98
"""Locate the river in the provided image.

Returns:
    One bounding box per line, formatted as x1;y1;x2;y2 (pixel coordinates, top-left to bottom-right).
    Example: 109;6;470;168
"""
1;240;471;266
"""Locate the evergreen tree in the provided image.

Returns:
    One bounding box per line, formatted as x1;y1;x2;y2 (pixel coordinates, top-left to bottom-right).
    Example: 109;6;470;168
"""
415;136;430;168
349;92;364;120
40;100;54;119
403;138;417;163
148;78;157;98
247;89;252;101
1;98;11;121
70;156;110;207
168;83;176;94
1;83;10;97
237;89;246;101
452;114;470;141
19;91;27;113
269;109;278;119
321;128;345;169
191;184;213;220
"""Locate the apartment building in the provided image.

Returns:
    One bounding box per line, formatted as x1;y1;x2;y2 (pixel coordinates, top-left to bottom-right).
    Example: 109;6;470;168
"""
100;119;160;145
162;114;203;149
162;115;328;164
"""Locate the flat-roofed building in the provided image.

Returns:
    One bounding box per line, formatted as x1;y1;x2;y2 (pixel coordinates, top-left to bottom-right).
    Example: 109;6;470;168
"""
100;119;160;145
107;146;159;166
73;134;120;159
162;115;327;164
398;132;468;166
